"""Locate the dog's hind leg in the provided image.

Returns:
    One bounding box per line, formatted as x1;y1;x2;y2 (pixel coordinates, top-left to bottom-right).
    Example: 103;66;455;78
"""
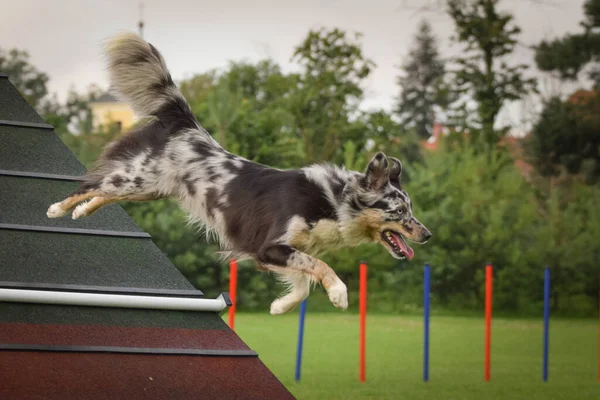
47;167;163;219
71;193;162;219
259;244;348;314
71;196;116;219
46;190;100;218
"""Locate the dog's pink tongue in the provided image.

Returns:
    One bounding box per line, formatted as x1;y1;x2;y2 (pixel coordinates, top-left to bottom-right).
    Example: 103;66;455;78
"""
391;233;414;260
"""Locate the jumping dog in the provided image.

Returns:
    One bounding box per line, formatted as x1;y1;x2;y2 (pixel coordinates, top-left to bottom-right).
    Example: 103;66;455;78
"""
47;33;431;314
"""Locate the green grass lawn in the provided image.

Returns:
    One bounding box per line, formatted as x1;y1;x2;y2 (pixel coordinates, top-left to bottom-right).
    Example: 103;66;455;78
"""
231;312;599;400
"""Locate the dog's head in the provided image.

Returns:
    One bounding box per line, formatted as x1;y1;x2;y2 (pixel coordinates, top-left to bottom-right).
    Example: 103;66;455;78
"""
341;152;431;260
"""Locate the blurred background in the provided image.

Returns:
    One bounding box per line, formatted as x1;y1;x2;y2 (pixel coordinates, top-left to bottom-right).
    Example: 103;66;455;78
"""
2;1;599;398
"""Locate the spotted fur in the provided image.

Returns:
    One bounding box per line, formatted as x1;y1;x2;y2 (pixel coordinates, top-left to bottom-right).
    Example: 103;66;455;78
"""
47;33;431;315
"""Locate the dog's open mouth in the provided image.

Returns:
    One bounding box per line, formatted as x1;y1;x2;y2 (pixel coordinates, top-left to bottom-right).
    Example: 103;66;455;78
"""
381;230;414;260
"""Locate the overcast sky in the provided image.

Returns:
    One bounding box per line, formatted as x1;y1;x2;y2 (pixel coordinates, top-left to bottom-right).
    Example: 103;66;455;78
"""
1;0;589;133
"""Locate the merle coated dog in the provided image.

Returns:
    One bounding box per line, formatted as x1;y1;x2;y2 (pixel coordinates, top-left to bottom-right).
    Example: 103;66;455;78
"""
47;33;431;314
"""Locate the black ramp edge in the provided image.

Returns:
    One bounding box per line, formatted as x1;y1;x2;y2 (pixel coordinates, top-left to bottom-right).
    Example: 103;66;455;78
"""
0;120;54;130
0;231;195;290
0;223;151;239
218;292;233;316
0;303;228;330
0;170;82;181
221;292;232;306
0;344;258;357
0;73;7;78
0;281;204;297
0;125;87;175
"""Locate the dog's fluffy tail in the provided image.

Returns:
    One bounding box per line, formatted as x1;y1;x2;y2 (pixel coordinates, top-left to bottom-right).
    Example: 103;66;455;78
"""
104;32;196;126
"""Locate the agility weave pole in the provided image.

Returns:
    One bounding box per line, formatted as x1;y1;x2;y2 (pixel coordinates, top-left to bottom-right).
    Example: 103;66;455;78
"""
228;259;238;330
485;263;493;382
423;264;431;382
295;299;308;381
295;261;368;383
291;262;569;385
543;267;551;382
359;261;368;383
291;263;576;385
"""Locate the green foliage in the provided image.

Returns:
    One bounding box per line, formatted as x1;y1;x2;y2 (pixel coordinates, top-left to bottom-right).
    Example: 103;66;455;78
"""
403;141;600;315
1;47;49;109
363;110;423;175
525;96;600;184
179;71;216;114
289;27;375;164
182;60;305;168
396;20;447;140
206;79;241;149
446;0;537;150
535;0;600;88
223;60;305;167
406;143;540;310
530;0;600;185
533;183;600;316
535;34;596;83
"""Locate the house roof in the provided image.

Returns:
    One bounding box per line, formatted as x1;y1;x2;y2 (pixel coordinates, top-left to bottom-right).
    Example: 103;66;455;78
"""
92;92;121;103
567;89;596;105
0;73;293;400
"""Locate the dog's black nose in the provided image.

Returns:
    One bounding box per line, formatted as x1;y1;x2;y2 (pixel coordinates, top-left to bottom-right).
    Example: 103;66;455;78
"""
422;230;432;242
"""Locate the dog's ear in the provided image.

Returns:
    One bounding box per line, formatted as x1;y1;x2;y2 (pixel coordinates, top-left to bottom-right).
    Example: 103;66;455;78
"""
389;157;403;187
364;152;389;190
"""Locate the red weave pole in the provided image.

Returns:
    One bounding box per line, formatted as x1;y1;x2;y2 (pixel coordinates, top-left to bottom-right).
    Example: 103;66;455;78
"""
485;264;493;382
228;259;238;331
359;262;367;383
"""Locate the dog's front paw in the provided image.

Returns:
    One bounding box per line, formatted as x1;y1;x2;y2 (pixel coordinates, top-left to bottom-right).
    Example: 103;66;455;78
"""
327;280;348;310
270;298;295;315
47;203;68;218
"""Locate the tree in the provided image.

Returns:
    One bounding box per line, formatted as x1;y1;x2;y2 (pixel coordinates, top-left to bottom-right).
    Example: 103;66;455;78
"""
525;93;600;184
206;80;241;150
535;0;600;89
446;0;537;151
220;60;301;166
532;182;600;315
0;47;50;110
179;71;217;118
180;61;305;168
289;28;375;164
396;20;446;140
362;110;423;175
530;0;600;184
405;143;538;309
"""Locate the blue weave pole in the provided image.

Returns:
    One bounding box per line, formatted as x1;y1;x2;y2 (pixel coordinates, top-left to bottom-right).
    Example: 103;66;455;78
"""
543;267;551;382
423;264;431;382
295;299;307;381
